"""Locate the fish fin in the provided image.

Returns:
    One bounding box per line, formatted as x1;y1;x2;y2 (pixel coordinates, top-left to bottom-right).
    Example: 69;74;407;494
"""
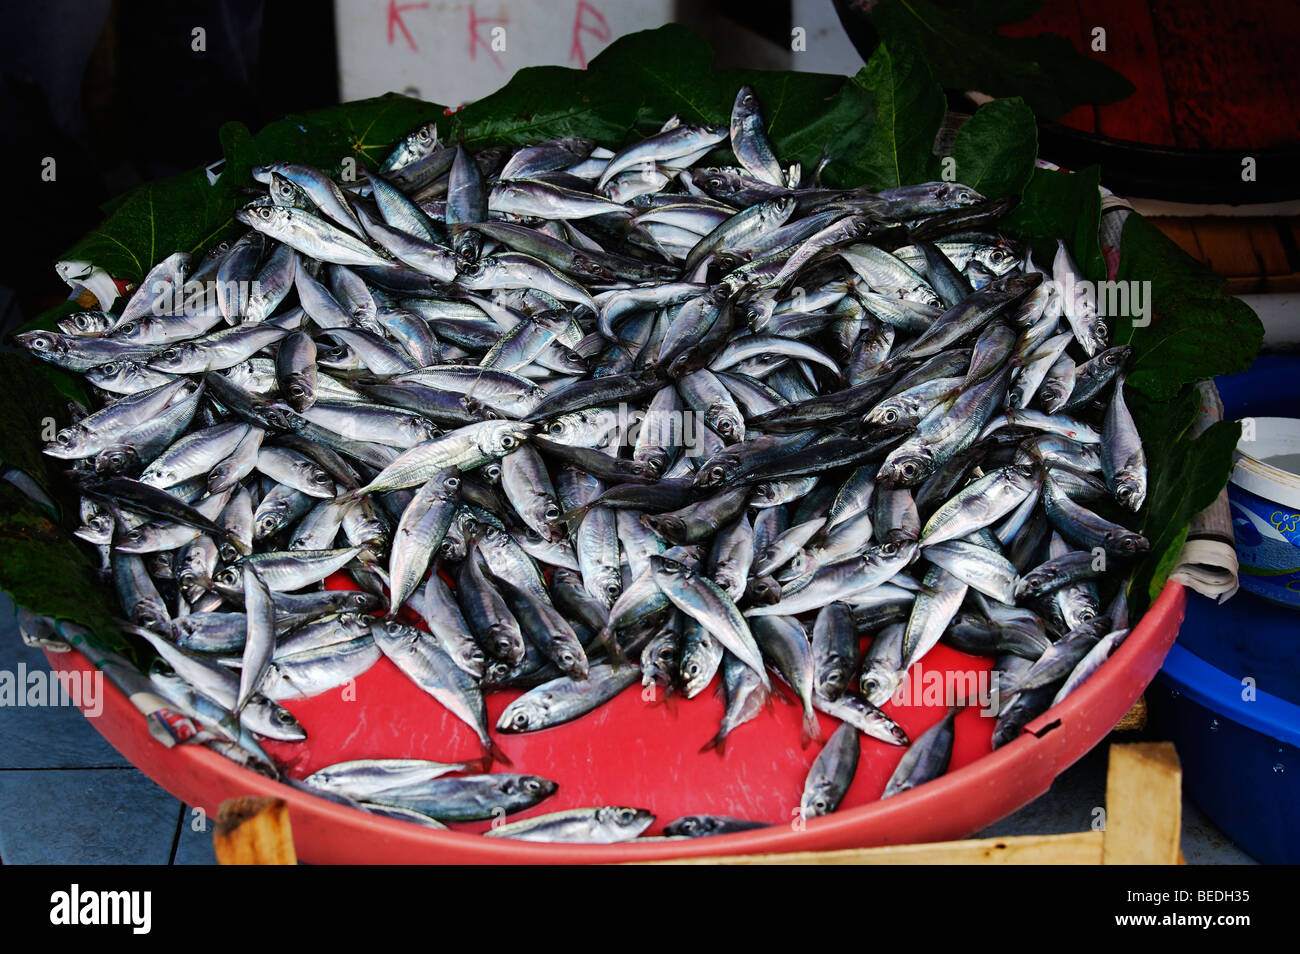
801;709;821;748
698;730;728;756
485;738;513;768
597;626;628;665
559;503;591;531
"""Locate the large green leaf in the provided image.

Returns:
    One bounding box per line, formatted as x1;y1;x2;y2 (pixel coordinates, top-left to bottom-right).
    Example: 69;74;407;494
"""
871;0;1135;120
1001;165;1104;280
849;42;947;190
1115;214;1264;401
945;97;1037;199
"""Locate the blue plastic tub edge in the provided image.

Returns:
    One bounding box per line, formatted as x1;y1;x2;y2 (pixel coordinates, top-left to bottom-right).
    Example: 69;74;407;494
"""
1158;643;1300;749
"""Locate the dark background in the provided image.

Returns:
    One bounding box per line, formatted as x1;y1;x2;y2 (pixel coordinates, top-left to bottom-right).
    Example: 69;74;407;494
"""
0;0;340;336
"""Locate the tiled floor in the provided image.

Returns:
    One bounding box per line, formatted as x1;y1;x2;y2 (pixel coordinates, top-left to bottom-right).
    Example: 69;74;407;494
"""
0;593;1253;864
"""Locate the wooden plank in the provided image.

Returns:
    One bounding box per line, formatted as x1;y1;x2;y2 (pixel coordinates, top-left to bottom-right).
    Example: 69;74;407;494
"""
1149;217;1204;261
1076;0;1174;145
1225;274;1300;296
1102;742;1182;864
1190;219;1274;278
213;797;297;865
1244;221;1291;276
643;830;1105;865
1113;695;1147;731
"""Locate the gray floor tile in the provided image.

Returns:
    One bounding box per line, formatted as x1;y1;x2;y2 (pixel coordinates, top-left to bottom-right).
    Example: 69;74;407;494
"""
0;768;180;864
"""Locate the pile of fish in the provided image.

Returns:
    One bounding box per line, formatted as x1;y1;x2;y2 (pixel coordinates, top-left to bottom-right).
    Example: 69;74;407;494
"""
19;85;1148;843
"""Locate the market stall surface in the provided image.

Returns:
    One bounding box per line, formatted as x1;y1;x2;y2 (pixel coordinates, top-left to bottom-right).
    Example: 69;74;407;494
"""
0;594;1253;865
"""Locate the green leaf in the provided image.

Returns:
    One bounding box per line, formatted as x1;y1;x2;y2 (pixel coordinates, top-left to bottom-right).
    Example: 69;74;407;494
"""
871;0;1135;120
849;42;946;190
1115;214;1264;401
947;97;1037;198
1001;165;1104;280
1129;402;1243;608
0;353;67;495
0;484;126;653
57;167;236;286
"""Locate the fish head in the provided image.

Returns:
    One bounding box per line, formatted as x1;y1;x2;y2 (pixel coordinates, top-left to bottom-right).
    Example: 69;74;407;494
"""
706;403;745;443
60;311;112;335
1106;527;1150;554
978;244;1020;276
649;553;691;582
732;85;761;117
505;775;558;800
1113;472;1146;512
745;575;781;604
860;663;902;707
479;420;533;458
933;181;987;208
15;330;68;360
93;444;140;475
212;564;243;596
641;513;685;543
692;453;737;488
635;447;671;480
601;806;655;834
237;203;290;233
865;400;906;427
282;373;315;412
665;815;723;837
269;173;302;206
877;447;934;487
498;698;548;733
148;342;201;373
44;424;93;459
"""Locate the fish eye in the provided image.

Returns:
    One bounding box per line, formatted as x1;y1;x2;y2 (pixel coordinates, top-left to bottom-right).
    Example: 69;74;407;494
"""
544;504;560;521
523;777;543;793
500;435;517;449
509;711;529;729
605;581;621;597
709;465;727;482
882;409;897;423
716;419;733;435
257;207;273;219
617;808;636;823
445;476;460;490
417;127;433;143
880;542;898;556
274;709;296;725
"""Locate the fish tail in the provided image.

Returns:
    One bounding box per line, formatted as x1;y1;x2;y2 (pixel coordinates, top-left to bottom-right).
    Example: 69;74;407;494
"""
698;730;728;756
597;626;627;665
559;503;591;531
484;737;512;768
801;708;821;748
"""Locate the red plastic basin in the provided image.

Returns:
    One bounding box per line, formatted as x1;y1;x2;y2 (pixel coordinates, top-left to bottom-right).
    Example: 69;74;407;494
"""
42;581;1186;863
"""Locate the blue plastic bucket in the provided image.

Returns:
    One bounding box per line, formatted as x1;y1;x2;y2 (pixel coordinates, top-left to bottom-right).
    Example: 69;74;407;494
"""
1148;355;1300;863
